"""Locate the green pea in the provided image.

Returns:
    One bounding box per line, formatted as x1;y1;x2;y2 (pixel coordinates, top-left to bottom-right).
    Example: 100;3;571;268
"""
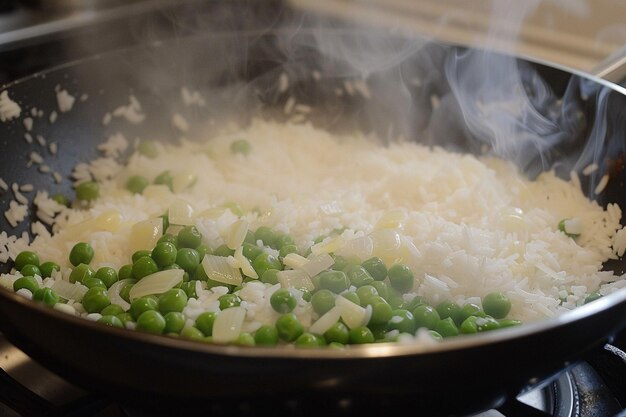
180;281;198;298
331;255;352;271
254;226;275;247
278;244;298;259
213;245;234;257
434;317;459;338
154;170;173;191
32;287;59;306
101;304;125;316
356;285;379;306
323;321;349;344
302;289;312;302
243;230;256;245
69;242;94;266
476;316;500;332
386;291;406;310
180;326;204;340
436;300;465;325
270;289;297;313
52;193;70;207
328;342;346;350
260;269;280;285
482;292;511;319
218;294;241;310
254;325;279;346
349;326;375;344
230;139;251;156
116;312;134;326
460;302;486;322
132;250;152;263
136;310;166;334
387;309;416;334
274;234;295;249
413;305;441;330
82;277;106;289
344;265;374;288
429;331;443;341
177;226;202;249
137;140;158;158
151;242;177;268
276;313;304;342
69;263;94;283
341;291;360;305
252;253;282;277
176;248;200;273
318;270;350;294
82;287;110;313
75;181;99;201
129;296;158;320
311;289;335;315
195;312;217;336
370;281;389;300
361;257;387;281
125;175;149;194
119;282;135;303
234;332;255;346
118;264;133;280
98;315;124;328
387;264;414;293
15;250;39;271
367;296;393;325
92;267;117;288
498;319;522;328
295;332;324;348
132;256;158;279
158;288;188;315
460;316;479;334
195;244;210;259
404;296;426;311
39;261;60;278
164;312;186;333
158;233;177;246
20;264;41;278
241;243;263;261
584;292;602;304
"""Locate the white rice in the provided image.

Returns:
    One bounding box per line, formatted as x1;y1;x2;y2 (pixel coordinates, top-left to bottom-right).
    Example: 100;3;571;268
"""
23;117;33;131
56;90;75;113
49;111;58;124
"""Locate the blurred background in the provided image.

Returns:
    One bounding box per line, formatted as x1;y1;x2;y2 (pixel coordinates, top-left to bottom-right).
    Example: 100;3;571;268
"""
0;0;625;85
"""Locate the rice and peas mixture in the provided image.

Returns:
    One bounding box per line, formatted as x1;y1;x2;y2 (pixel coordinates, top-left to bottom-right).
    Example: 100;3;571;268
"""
2;118;626;347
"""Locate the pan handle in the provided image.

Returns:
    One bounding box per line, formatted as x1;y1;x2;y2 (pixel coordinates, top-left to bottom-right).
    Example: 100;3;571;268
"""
591;45;626;84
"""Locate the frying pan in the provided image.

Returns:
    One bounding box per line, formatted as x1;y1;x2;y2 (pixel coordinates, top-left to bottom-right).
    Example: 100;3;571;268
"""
1;29;626;416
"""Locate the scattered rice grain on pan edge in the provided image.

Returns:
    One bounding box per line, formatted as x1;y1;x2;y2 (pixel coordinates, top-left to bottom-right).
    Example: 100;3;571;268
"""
1;120;625;345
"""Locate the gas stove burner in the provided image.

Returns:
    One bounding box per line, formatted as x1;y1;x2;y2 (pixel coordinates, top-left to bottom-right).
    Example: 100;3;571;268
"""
1;334;624;417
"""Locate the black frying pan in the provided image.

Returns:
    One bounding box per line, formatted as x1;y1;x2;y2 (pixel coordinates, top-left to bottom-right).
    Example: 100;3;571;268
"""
1;30;626;416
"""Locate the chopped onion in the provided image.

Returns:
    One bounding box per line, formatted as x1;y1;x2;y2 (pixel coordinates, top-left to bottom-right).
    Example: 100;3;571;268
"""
142;184;171;200
202;255;243;286
375;209;406;230
277;269;314;291
233;246;258;279
335;295;371;329
282;253;309;269
107;279;134;310
128;269;184;300
129;218;163;253
336;235;373;261
370;229;401;264
308;306;341;335
63;209;123;239
53;303;77;315
225;219;249;250
300;253;334;277
51;280;88;302
168;199;194;226
212;306;246;343
172;172;197;193
310;235;345;255
563;218;583;236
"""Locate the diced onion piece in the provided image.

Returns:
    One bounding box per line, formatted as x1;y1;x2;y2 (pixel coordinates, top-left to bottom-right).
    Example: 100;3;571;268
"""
202;255;243;286
370;229;402;265
563;218;583;236
300;253;334;277
212;306;246;343
128;269;184;300
142;184;171;200
129;218;163;253
172;172;197;193
234;246;258;279
107;279;134;310
225;219;249;250
335;295;371;329
375;209;406;230
53;303;77;315
277;270;315;291
196;207;226;220
308;306;341;335
63;209;123;239
169;199;194;226
336;236;373;261
282;253;309;270
310;236;345;256
51;280;88;302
